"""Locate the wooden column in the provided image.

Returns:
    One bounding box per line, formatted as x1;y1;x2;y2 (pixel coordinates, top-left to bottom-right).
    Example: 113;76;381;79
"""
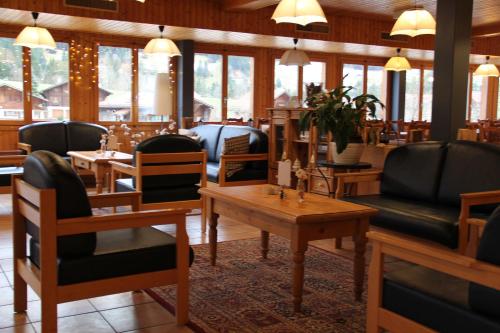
176;40;194;127
430;0;473;141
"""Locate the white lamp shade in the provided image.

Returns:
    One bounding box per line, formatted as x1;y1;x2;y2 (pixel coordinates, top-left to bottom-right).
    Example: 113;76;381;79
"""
473;63;500;77
390;9;436;37
14;26;56;49
280;49;310;66
154;73;173;117
272;0;327;26
144;38;181;57
384;56;412;71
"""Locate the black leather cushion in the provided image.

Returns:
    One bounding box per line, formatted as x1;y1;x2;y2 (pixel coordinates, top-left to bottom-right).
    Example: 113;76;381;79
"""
206;161;267;183
381;141;447;202
30;227;195;285
342;195;488;248
133;134;202;190
22;151;95;258
190;125;224;162
0;167;23;187
383;265;500;333
19;122;68;156
115;178;200;204
469;206;500;318
66;121;108;152
438;141;500;213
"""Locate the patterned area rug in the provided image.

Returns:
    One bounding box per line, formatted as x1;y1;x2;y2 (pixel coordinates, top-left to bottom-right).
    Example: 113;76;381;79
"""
147;236;367;333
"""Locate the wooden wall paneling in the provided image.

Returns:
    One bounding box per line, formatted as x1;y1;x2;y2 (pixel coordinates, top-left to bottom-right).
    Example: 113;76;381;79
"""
486;77;499;119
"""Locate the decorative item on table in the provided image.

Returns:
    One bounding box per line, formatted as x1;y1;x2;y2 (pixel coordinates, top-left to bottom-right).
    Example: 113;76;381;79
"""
106;125;119;151
121;124;145;148
99;134;108;154
155;120;177;135
292;158;301;172
277;153;292;200
295;168;308;203
299;77;385;164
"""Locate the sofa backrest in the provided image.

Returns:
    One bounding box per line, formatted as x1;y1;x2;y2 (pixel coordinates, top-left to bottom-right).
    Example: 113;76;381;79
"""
437;141;500;211
133;134;202;190
22;151;95;258
19;121;68;156
190;125;224;162
381;141;447;202
66;121;108;152
469;206;500;318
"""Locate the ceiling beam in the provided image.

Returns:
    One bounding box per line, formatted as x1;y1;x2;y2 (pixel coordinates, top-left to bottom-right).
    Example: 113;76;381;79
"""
472;22;500;38
223;0;278;11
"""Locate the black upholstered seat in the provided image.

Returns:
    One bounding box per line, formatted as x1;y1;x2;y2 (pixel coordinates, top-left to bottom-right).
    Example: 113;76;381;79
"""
22;150;194;286
379;207;500;333
115;178;200;204
341;141;500;248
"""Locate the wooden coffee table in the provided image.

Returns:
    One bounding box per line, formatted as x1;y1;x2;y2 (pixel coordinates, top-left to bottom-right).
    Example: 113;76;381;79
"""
68;151;133;194
200;184;378;312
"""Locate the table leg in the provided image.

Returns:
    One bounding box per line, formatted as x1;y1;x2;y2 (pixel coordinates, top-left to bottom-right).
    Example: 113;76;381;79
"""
208;198;219;266
291;237;308;312
94;165;104;194
261;230;269;259
353;219;369;301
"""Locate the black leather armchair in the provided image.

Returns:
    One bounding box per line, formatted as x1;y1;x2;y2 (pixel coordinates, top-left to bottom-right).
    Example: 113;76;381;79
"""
13;150;193;332
18;121;107;160
337;141;500;252
366;206;500;333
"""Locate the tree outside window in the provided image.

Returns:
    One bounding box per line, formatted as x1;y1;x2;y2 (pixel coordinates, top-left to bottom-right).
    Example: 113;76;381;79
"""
0;37;23;120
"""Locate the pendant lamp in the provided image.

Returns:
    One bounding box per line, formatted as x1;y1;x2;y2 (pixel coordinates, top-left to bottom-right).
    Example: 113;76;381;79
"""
144;25;181;57
14;12;56;49
391;7;436;37
272;0;327;26
474;56;500;77
384;48;412;71
279;38;310;66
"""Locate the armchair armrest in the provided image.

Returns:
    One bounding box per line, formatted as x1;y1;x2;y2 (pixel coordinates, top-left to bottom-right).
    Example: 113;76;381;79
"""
0;155;26;166
87;191;141;210
335;170;382;199
17;142;31;154
368;231;500;291
220;153;268;162
57;208;190;236
109;161;137;176
458;190;500;253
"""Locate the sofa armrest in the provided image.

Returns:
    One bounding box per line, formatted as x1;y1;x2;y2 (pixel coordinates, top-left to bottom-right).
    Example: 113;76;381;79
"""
17;142;31;154
220;153;268;162
335;170;382;199
458;190;500;254
368;231;500;291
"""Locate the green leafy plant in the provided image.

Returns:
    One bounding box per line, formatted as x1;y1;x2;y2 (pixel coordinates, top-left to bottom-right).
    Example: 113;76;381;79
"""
299;85;384;154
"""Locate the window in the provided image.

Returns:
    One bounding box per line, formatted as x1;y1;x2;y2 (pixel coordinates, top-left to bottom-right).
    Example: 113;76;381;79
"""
194;53;223;121
467;74;488;122
274;59;298;107
98;46;132;122
302;61;326;102
404;69;421;122
194;53;254;122
421;70;434;121
138;51;170;122
0;37;23;120
227;55;254;121
342;63;388;119
31;42;70;121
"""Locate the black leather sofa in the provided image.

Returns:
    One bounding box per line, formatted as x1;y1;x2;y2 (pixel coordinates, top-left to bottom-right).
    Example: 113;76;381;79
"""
340;141;500;249
190;125;268;186
18;121;108;161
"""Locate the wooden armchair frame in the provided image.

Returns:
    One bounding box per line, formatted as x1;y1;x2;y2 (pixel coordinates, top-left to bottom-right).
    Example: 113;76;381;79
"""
366;230;500;333
0;155;26;194
17;142;32;154
110;150;208;231
12;175;190;332
219;153;268;187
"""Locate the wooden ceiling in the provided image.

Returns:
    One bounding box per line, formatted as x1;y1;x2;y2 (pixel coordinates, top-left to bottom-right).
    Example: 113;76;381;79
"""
0;7;497;65
223;0;500;27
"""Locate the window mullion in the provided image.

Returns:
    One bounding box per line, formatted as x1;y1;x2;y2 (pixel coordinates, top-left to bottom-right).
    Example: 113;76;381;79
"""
131;47;139;124
222;53;228;121
418;67;424;121
23;47;32;123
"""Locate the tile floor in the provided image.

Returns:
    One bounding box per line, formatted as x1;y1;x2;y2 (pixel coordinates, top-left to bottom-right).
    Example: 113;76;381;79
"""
0;191;356;333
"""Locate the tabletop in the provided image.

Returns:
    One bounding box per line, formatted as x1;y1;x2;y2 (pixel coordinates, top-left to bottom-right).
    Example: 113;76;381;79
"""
67;151;133;163
199;184;377;224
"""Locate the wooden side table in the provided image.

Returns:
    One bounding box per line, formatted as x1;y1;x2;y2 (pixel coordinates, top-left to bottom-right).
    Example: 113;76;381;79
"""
68;151;133;194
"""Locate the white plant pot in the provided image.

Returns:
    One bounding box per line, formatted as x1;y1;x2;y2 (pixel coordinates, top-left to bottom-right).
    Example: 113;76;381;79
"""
329;142;364;165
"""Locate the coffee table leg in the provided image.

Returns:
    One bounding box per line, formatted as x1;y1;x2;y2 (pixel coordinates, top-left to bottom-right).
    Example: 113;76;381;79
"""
353;219;369;301
261;230;269;259
291;238;307;312
209;199;219;266
94;165;104;194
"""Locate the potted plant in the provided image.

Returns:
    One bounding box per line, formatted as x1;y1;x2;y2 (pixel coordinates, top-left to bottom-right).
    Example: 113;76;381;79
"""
299;85;384;164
